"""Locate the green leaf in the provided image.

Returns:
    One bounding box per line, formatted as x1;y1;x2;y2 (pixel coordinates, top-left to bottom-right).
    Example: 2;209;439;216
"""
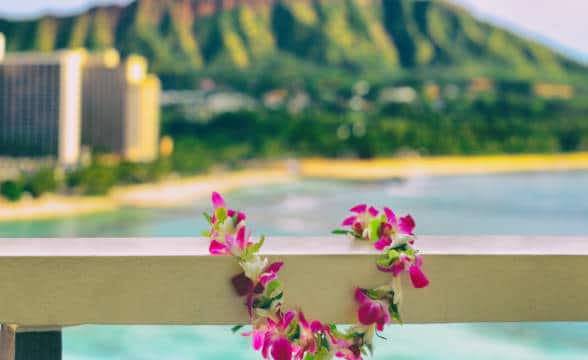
201;230;211;237
387;249;400;261
249;235;265;255
265;279;282;297
215;207;227;223
202;212;213;224
368;218;382;242
331;229;350;235
365;343;374;356
231;325;244;333
392;243;408;251
314;347;331;360
389;302;403;324
376;256;392;267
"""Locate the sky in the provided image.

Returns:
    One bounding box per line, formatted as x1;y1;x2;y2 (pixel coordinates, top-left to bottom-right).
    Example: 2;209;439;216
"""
0;0;586;62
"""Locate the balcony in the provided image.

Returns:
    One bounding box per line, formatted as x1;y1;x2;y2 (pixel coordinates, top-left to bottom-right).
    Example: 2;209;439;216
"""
0;236;587;359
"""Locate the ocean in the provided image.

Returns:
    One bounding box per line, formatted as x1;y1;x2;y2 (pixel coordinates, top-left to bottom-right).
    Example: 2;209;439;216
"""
1;171;587;359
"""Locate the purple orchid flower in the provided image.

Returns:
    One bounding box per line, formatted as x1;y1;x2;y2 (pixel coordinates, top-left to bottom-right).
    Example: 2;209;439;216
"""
341;204;379;240
209;226;252;257
324;327;363;360
373;207;416;250
293;311;322;359
354;288;391;331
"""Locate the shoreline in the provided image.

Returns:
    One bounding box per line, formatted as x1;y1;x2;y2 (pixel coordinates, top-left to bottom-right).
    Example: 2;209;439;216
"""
2;152;588;222
299;152;588;180
0;168;295;222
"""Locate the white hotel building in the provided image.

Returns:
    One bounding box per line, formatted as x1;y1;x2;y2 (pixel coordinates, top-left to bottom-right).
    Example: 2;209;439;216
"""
0;34;160;167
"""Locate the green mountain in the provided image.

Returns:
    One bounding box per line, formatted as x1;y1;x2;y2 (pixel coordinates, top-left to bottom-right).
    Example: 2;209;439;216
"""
1;0;586;89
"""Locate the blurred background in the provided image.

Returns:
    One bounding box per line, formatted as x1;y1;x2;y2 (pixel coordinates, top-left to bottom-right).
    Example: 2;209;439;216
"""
0;0;587;359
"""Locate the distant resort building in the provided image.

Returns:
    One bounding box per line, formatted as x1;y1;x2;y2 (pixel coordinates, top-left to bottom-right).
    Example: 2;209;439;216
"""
83;51;160;162
0;48;84;166
0;34;160;167
0;33;4;61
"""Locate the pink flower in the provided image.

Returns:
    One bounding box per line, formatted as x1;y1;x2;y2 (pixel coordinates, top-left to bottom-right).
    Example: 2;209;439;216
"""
377;253;411;276
383;208;415;235
373;236;392;250
271;337;293;360
377;254;429;288
211;191;226;208
409;256;429;288
341;204;379;239
355;288;391;331
324;328;362;360
208;226;251;257
244;311;295;360
231;261;284;317
262;312;296;359
259;261;284;286
294;311;322;359
375;208;416;250
208;192;247;242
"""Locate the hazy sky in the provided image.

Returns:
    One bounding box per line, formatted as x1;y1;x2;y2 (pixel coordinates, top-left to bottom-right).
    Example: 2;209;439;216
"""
0;0;586;62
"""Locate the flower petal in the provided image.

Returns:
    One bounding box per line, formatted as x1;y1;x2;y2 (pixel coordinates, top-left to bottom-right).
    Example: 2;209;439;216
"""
368;206;379;217
298;311;309;329
259;272;277;286
252;330;265;351
349;204;367;213
271;337;293;360
209;240;228;255
354;288;368;303
231;272;254;296
392;260;405;277
265;262;284;274
283;311;296;328
357;302;379;326
373;237;392;251
376;263;395;273
399;214;415;235
409;264;429;288
310;321;323;334
211;191;226;209
383;207;397;224
415;254;423;268
236;226;247;250
341;215;357;226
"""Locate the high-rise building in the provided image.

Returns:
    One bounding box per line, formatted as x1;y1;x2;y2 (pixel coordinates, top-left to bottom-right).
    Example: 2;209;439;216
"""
0;48;83;166
82;51;160;162
0;39;161;167
0;33;5;61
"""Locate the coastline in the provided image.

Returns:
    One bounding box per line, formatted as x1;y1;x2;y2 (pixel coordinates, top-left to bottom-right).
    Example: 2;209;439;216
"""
299;152;588;180
0;168;294;222
2;152;588;222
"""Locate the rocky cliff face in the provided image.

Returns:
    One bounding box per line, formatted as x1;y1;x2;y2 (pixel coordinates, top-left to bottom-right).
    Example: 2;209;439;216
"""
0;0;584;87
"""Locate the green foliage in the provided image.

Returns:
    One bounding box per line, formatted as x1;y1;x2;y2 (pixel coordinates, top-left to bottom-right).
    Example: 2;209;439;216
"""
67;163;118;196
1;179;25;202
162;88;588;163
23;168;58;198
1;0;586;87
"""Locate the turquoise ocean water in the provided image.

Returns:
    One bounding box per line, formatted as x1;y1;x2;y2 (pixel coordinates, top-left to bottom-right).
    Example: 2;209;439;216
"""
1;171;588;359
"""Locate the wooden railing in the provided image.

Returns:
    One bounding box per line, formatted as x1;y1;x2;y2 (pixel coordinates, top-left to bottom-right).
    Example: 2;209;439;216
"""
1;236;587;359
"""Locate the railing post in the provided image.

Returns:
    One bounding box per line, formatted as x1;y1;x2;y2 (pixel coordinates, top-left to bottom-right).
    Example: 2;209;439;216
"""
0;325;61;360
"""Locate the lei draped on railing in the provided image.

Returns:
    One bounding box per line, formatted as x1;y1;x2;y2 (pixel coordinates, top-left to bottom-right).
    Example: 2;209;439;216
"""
203;192;429;360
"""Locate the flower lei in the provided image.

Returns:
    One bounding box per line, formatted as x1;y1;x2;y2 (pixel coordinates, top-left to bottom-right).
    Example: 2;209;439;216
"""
203;192;429;360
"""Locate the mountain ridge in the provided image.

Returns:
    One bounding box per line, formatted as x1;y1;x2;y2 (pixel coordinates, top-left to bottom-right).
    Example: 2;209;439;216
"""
1;0;586;89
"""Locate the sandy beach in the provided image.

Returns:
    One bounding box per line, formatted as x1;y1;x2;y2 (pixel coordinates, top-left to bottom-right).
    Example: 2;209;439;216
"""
2;152;588;221
0;168;294;222
299;152;588;180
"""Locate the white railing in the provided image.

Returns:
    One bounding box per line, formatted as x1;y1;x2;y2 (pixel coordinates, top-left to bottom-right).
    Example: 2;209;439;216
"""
1;236;587;359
